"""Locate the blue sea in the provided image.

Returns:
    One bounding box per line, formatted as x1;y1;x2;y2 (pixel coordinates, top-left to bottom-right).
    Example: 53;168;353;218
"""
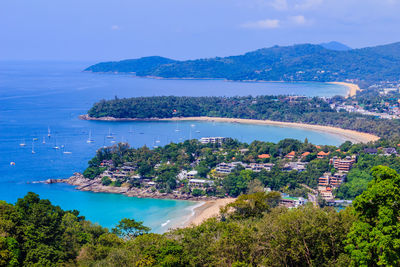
0;61;348;233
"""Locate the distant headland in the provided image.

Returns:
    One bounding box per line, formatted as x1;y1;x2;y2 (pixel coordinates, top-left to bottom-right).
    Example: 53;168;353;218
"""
84;42;400;84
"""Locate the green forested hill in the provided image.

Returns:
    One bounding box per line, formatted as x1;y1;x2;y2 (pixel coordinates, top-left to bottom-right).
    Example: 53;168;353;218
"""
85;42;400;82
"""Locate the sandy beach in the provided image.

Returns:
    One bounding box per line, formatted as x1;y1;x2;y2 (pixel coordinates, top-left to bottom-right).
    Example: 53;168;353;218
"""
81;115;379;144
185;198;236;226
159;117;379;143
328;82;361;97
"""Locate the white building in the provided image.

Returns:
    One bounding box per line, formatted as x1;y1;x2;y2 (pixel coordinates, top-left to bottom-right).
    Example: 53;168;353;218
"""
199;137;226;144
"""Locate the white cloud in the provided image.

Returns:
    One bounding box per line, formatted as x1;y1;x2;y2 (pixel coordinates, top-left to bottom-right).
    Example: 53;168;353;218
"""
269;0;288;10
294;0;323;10
241;19;280;29
289;15;307;25
111;25;120;31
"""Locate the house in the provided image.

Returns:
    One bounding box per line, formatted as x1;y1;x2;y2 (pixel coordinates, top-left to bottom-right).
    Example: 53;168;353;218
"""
188;179;214;188
215;162;245;174
280;196;307;208
186;170;198;179
317;151;330;159
318;173;330;186
382;147;397;156
283;162;307;172
364;148;377;155
246;163;274;172
239;149;249;154
329;172;347;188
258;154;270;159
285;151;296;159
301;151;310;158
319;187;334;201
199;137;226;144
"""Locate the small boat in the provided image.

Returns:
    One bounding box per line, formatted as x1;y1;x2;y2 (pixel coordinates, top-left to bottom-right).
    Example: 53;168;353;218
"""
106;128;114;139
110;140;116;143
31;143;36;154
53;145;60;149
19;139;26;147
42;136;46;144
33;137;38;141
63;151;72;154
10;162;15;166
196;130;201;133
87;130;94;143
47;126;51;138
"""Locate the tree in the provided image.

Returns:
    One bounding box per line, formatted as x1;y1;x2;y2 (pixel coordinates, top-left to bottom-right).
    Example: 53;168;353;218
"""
223;191;281;219
345;166;400;266
112;218;151;240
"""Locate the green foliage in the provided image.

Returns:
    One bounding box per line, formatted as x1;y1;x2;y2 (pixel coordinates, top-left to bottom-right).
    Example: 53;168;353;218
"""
345;166;400;266
112;218;151;240
101;176;112;186
191;188;205;197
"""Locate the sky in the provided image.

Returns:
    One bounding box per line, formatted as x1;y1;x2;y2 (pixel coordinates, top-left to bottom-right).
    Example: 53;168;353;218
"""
1;0;400;61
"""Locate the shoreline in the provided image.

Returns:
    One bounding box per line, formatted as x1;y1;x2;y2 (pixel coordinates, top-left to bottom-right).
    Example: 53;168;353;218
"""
184;198;236;227
328;82;360;97
42;174;220;202
80;115;379;144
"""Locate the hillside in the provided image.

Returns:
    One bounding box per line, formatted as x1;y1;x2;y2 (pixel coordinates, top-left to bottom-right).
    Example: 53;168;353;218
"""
85;42;400;83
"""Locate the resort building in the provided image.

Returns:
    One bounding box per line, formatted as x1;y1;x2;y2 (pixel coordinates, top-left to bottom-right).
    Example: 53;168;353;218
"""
215;162;245;174
301;152;310;158
199;137;226;144
318;173;330;187
330;155;357;172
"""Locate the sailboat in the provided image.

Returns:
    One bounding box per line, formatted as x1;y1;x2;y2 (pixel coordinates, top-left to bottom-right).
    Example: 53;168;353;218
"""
63;144;72;154
42;136;46;144
175;121;180;132
128;126;134;133
87;130;94;143
106;128;114;139
47;126;51;138
31;142;35;154
19;139;26;147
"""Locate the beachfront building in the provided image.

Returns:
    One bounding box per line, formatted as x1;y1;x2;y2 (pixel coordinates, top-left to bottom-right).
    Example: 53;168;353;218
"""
199;137;226;144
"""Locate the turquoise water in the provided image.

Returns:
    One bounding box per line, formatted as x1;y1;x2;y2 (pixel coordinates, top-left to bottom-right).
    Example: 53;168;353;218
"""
0;61;348;232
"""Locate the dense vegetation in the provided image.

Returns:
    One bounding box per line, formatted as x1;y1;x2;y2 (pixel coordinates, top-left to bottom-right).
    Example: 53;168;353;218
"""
83;138;400;200
85;42;400;83
87;95;400;140
3;165;400;266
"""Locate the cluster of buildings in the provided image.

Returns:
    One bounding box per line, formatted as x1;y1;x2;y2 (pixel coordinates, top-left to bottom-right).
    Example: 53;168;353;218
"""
199;137;226;144
318;155;357;201
215;162;275;174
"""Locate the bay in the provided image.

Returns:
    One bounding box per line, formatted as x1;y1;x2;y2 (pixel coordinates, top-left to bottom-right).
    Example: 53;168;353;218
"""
0;61;348;232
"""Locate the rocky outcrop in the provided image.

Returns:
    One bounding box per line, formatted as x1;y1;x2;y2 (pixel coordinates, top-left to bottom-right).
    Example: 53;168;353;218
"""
42;173;216;201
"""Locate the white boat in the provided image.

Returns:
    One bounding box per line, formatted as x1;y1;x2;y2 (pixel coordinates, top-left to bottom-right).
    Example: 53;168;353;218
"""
175;121;180;132
42;136;46;144
47;126;51;137
19;139;26;147
31;142;35;154
87;130;94;143
106;128;114;139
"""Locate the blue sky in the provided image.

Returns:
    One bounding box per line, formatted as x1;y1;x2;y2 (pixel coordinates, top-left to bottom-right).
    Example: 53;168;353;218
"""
1;0;400;61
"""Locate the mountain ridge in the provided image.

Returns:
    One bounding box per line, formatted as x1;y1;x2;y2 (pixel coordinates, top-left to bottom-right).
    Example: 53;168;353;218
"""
85;42;400;83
